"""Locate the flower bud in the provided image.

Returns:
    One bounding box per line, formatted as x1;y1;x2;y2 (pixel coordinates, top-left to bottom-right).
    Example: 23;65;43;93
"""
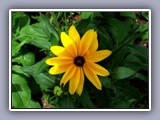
53;86;63;97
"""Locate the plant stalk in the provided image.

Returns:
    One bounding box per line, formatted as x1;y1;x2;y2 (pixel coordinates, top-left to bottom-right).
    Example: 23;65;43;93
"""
50;12;61;35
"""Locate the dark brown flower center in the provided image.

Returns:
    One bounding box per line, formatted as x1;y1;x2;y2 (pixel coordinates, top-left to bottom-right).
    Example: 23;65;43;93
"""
74;56;85;66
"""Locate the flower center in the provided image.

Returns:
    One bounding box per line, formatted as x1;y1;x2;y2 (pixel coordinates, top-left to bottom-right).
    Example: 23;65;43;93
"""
74;56;85;66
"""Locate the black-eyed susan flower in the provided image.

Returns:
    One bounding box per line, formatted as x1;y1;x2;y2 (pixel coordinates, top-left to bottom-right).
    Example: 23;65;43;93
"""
45;25;112;96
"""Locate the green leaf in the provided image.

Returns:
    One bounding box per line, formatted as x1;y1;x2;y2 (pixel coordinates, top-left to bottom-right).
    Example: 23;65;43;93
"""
108;18;131;45
27;100;41;108
12;40;29;56
111;67;136;80
125;54;142;64
12;12;25;27
21;57;55;91
136;23;148;40
22;52;35;66
98;27;114;50
32;72;56;91
12;65;29;77
59;97;75;108
30;38;51;50
110;97;136;108
80;89;96;108
12;12;30;33
128;45;148;63
81;12;93;19
134;73;148;83
99;76;113;88
92;12;102;19
19;25;51;50
19;13;59;50
141;12;148;20
136;22;149;40
31;23;50;37
137;23;148;32
118;85;141;100
76;18;91;34
124;54;148;71
12;74;31;108
112;30;147;54
140;32;148;40
22;57;49;74
120;12;136;19
112;48;128;67
127;62;148;72
39;13;59;39
50;33;59;46
12;52;35;66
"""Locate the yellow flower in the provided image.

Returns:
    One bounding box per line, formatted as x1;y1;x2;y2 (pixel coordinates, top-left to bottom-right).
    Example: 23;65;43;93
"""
45;25;112;96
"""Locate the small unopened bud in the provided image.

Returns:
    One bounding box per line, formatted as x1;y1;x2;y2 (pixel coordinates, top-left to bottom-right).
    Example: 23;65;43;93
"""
53;86;63;97
72;20;76;24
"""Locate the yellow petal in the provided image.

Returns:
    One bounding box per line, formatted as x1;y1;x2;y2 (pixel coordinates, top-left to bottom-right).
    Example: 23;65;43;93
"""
85;62;110;76
69;67;81;95
76;67;84;96
83;63;102;90
69;25;80;47
61;32;77;57
50;46;72;57
88;31;98;53
60;64;77;86
49;63;72;75
85;50;112;62
50;46;64;55
45;57;73;66
79;29;95;56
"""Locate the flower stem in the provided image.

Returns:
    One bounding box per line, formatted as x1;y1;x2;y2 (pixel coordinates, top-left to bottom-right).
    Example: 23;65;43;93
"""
50;12;61;35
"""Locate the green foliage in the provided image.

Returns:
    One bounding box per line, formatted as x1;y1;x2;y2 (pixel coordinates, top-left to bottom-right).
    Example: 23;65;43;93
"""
111;67;136;80
12;12;30;34
81;12;93;19
19;14;59;50
107;18;131;45
12;74;31;108
22;57;56;91
12;52;35;66
11;12;58;108
12;74;41;108
120;12;136;19
11;11;149;109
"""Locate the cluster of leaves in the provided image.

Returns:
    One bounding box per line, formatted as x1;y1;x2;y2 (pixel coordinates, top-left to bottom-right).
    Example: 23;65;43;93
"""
11;11;149;109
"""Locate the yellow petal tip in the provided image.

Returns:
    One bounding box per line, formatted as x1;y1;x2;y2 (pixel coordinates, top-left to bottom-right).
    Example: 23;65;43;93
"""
108;50;112;55
69;92;74;95
76;92;82;96
60;32;66;37
99;87;102;90
45;59;49;65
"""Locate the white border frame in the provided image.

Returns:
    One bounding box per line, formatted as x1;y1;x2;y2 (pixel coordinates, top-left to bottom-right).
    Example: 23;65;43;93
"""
9;9;151;111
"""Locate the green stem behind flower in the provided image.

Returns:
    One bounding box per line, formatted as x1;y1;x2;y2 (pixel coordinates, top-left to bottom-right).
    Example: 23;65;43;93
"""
50;12;61;35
